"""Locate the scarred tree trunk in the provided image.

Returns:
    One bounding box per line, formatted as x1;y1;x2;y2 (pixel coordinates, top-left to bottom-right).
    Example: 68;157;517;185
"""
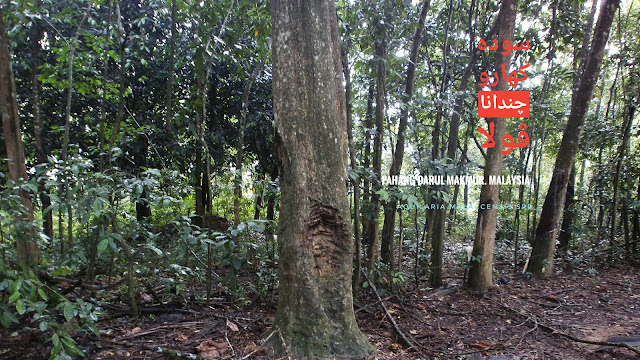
270;0;374;357
0;10;39;266
528;0;620;277
468;0;517;291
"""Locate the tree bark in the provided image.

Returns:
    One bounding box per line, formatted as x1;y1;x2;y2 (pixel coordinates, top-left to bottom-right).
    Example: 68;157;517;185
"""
270;0;374;357
381;0;430;268
528;0;620;277
341;31;363;297
557;164;576;255
468;0;517;291
107;0;125;168
609;99;634;246
0;9;39;266
234;59;266;225
366;12;388;272
164;0;176;133
30;0;53;241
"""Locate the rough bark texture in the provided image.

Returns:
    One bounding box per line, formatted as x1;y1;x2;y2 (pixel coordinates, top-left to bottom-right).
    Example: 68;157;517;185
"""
271;0;374;357
528;0;620;277
0;9;39;266
468;0;517;291
380;0;430;268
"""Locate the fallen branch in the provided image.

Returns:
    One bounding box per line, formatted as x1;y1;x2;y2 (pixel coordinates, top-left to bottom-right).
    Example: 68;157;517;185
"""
360;270;415;350
96;336;212;360
490;297;640;356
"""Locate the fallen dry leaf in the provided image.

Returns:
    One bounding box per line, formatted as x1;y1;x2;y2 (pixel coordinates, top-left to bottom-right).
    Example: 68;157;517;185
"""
130;327;141;334
197;340;228;359
226;319;239;332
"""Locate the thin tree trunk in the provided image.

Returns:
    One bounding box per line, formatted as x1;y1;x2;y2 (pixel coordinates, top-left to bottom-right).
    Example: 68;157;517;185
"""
98;0;112;173
341;31;363;297
468;0;517;291
558;165;576;255
622;196;630;256
610;96;634;246
234;59;266;225
381;0;430;267
107;0;125;168
528;0;620;277
164;0;176;133
633;181;639;253
361;78;374;254
0;9;39;266
30;0;53;241
366;14;388;272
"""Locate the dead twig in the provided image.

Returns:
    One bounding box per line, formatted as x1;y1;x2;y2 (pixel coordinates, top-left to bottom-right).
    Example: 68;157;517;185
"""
490;297;640;356
361;270;425;358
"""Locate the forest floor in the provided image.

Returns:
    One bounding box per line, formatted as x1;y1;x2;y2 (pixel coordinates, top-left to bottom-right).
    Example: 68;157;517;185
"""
2;257;640;359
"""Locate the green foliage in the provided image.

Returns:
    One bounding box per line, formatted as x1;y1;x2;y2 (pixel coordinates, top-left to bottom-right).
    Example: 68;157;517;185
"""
0;266;99;360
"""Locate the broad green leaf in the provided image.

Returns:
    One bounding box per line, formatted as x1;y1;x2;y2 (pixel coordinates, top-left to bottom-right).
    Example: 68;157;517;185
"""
63;302;74;321
97;239;109;255
15;299;25;315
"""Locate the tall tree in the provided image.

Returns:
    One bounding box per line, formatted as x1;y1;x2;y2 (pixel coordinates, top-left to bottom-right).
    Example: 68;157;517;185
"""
270;0;374;357
29;0;53;241
365;2;389;272
468;0;517;291
380;0;430;267
0;8;39;266
527;0;621;276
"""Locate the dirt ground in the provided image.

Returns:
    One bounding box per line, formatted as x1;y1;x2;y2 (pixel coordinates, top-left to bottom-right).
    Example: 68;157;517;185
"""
2;261;639;359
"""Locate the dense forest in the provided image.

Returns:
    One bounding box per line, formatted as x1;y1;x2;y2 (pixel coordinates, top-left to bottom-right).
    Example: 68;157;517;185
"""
1;0;639;358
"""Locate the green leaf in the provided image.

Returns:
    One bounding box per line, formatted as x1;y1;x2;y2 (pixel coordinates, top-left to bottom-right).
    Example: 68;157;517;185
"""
15;299;25;315
63;302;74;321
146;244;163;256
97;239;109;255
92;198;103;217
38;288;49;301
232;256;243;271
60;336;84;356
9;291;20;303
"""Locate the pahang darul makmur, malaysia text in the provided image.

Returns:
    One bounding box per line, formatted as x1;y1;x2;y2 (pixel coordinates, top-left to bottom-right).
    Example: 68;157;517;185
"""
382;174;530;186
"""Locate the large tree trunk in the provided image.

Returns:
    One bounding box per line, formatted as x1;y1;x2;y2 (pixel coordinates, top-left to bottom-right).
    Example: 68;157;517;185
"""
527;0;620;277
468;0;517;291
380;0;430;269
0;9;39;266
270;0;374;357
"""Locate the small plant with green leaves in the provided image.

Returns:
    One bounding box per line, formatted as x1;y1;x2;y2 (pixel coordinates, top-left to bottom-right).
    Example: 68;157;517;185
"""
0;265;100;360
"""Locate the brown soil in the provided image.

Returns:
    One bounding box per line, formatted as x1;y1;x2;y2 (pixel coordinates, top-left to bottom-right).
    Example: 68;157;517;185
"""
2;263;639;359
